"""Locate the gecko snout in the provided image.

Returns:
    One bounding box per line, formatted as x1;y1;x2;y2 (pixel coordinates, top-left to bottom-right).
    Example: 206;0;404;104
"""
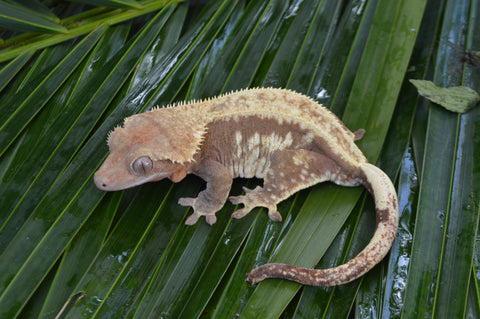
93;171;109;190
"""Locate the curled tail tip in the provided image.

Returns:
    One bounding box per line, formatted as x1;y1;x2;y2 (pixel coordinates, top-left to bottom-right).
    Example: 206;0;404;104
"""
247;276;259;286
246;271;259;285
247;263;342;286
247;263;277;285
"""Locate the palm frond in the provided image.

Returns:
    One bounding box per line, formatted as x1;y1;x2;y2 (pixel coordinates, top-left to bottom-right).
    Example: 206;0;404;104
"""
0;0;479;318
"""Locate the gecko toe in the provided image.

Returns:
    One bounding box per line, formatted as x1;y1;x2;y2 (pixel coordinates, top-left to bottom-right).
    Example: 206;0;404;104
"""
185;213;200;225
179;196;221;226
205;215;217;225
242;186;261;194
178;197;195;207
228;195;243;205
268;209;282;222
231;207;252;219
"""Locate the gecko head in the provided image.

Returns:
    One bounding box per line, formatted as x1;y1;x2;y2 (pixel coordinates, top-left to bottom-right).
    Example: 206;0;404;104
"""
94;153;189;191
94;112;196;191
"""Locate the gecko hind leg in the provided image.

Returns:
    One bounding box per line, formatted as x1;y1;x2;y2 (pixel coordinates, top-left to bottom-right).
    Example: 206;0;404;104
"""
229;185;283;221
229;149;344;222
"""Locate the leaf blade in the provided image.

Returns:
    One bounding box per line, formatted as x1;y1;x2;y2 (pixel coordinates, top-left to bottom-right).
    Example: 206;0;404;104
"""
0;2;66;33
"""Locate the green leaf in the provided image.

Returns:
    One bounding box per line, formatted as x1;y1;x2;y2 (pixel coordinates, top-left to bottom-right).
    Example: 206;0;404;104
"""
69;0;143;9
0;0;180;63
0;1;66;33
0;5;177;316
1;0;480;318
410;79;480;113
0;26;105;156
39;192;120;318
403;0;480;317
7;0;60;22
0;49;34;91
0;25;129;240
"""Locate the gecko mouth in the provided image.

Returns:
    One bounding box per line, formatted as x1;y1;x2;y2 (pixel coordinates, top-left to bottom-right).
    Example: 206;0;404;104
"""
93;171;171;191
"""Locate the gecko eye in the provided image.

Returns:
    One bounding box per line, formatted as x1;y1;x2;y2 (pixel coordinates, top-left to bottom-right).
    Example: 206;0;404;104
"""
132;156;153;175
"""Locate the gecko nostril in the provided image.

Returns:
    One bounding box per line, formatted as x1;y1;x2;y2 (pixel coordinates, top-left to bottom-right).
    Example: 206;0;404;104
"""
102;183;107;187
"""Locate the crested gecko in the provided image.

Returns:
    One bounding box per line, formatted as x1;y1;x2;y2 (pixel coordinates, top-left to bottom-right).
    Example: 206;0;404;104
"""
94;88;398;286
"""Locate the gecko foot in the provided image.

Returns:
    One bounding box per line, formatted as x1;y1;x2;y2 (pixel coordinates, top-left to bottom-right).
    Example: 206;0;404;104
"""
230;207;251;219
184;212;200;225
178;197;195;207
179;197;218;226
267;209;282;222
229;186;282;222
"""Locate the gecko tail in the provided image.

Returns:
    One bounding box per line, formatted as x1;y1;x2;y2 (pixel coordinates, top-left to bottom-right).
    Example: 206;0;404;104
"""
247;163;398;286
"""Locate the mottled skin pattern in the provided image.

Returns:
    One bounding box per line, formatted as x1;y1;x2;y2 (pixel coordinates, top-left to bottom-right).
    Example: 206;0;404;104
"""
94;88;398;286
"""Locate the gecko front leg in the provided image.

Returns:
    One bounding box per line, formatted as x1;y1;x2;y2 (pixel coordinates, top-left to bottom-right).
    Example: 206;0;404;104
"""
179;160;233;225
